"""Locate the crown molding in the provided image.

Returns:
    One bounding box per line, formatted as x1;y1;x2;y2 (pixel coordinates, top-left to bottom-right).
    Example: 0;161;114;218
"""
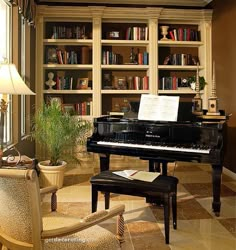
35;0;213;7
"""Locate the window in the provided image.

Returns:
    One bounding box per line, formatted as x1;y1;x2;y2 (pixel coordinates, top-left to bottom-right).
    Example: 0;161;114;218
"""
0;0;11;146
21;16;26;136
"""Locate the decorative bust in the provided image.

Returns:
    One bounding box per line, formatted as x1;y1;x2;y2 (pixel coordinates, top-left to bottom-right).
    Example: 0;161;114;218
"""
45;72;56;90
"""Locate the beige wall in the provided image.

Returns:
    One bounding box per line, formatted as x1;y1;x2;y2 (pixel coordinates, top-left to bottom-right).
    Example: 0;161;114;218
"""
212;0;236;172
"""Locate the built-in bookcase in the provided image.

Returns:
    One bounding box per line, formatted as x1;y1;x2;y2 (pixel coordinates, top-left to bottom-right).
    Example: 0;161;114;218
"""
36;6;213;118
40;19;94;117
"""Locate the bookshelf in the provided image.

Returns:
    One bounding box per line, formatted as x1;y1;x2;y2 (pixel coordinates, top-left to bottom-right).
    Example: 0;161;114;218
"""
35;6;213;118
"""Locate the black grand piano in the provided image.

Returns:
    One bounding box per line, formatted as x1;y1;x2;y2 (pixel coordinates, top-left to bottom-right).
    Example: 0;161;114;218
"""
87;115;227;216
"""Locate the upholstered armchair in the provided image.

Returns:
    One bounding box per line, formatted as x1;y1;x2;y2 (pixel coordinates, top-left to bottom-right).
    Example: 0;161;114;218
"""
0;169;125;250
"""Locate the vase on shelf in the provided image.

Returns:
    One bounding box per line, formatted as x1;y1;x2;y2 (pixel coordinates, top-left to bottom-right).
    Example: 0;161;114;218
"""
160;26;169;41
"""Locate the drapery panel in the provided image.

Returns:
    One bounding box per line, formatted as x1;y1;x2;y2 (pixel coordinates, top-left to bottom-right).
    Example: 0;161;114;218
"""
9;0;36;25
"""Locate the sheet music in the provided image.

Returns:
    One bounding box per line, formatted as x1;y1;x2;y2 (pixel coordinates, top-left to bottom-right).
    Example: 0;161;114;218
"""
138;94;180;121
113;170;160;182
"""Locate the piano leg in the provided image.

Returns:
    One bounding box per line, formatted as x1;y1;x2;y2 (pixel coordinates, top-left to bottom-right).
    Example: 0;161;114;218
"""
149;160;159;172
99;154;110;171
212;164;222;216
148;160;168;175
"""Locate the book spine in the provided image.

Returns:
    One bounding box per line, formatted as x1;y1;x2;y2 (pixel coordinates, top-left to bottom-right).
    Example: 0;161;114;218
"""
145;26;149;40
169;30;175;41
81;46;89;64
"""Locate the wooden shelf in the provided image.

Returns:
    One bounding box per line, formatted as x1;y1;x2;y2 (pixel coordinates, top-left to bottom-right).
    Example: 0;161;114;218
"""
43;64;93;70
101;89;150;94
43;39;93;45
43;89;93;94
158;65;204;70
158;40;203;47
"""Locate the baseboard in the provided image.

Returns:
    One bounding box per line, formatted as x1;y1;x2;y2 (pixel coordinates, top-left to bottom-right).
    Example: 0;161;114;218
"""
223;167;236;180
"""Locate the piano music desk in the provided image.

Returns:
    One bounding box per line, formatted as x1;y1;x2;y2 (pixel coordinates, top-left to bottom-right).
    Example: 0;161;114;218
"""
90;170;179;244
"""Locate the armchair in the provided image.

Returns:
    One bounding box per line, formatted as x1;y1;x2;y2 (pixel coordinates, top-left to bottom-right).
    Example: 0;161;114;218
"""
0;169;125;250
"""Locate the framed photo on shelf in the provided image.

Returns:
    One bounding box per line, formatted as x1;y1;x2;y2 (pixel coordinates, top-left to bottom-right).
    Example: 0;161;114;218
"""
63;104;75;114
77;78;89;89
106;31;121;40
46;95;63;107
47;48;58;64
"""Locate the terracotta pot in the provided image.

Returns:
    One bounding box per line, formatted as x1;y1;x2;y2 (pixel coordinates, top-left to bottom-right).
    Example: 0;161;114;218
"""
38;160;67;189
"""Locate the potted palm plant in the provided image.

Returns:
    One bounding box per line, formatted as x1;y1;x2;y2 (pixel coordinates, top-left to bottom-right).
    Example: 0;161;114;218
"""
31;99;92;188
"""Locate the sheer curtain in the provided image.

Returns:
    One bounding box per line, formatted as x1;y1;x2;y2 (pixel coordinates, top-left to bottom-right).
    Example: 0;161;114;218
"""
0;0;11;146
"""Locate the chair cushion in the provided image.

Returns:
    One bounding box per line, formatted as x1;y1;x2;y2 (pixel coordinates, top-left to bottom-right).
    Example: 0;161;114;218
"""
43;212;121;250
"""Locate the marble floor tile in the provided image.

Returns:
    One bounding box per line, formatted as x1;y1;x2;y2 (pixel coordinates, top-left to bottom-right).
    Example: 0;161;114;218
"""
41;159;236;249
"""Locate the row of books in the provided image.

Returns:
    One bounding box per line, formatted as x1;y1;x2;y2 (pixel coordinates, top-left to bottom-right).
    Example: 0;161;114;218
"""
136;52;149;65
46;76;90;90
50;25;89;39
46;49;78;64
163;53;199;66
125;26;149;40
159;76;190;90
132;76;149;90
168;28;200;41
55;76;73;90
102;50;148;65
46;47;91;64
102;51;123;65
75;101;92;116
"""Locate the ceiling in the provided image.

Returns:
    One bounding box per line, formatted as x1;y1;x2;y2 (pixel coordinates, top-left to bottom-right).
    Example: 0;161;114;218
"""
35;0;213;8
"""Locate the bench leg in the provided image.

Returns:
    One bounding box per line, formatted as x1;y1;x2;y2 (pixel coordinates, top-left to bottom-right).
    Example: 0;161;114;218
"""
172;193;177;230
92;185;98;213
163;193;170;244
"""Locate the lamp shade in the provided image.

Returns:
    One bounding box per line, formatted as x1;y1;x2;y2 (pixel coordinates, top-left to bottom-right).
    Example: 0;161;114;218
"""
0;64;35;95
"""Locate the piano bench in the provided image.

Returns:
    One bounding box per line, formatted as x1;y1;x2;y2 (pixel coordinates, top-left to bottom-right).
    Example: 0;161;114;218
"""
90;170;179;244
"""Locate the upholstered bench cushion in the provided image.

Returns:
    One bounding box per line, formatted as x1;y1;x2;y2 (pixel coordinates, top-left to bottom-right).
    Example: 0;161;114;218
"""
90;170;178;197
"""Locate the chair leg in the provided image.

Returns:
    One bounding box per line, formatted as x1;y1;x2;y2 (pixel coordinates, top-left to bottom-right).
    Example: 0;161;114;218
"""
51;191;57;212
104;192;110;209
92;186;98;212
163;193;170;244
116;211;125;243
172;193;177;230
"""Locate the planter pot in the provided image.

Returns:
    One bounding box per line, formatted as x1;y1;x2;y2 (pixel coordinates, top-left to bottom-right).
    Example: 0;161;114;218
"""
38;160;67;189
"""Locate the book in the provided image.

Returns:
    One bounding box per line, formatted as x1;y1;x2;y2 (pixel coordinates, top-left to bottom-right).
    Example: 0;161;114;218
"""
81;46;89;64
113;170;160;182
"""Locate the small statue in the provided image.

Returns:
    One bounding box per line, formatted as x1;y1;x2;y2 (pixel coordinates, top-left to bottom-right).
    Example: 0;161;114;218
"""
45;72;56;90
129;47;137;64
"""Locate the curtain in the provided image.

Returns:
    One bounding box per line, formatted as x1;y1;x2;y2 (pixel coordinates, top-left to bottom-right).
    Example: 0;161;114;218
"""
9;0;36;25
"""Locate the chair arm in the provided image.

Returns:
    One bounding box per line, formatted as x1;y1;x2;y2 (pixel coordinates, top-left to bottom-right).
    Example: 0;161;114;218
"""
40;185;58;195
41;204;125;239
0;229;33;250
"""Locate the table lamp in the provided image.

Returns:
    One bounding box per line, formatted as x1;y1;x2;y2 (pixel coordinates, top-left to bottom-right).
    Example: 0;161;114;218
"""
0;61;35;166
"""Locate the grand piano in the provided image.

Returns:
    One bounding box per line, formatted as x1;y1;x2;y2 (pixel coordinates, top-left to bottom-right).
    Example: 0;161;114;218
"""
87;115;227;216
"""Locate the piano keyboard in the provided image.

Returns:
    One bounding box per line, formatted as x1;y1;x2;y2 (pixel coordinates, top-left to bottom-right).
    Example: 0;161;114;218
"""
97;141;210;154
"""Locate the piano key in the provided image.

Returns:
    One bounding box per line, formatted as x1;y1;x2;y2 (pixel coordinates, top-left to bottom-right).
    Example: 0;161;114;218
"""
97;141;210;154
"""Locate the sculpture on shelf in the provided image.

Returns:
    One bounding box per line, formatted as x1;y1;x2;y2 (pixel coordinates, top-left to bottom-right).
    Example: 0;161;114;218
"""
160;26;169;40
192;63;203;115
129;47;137;64
45;72;56;90
206;62;220;115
